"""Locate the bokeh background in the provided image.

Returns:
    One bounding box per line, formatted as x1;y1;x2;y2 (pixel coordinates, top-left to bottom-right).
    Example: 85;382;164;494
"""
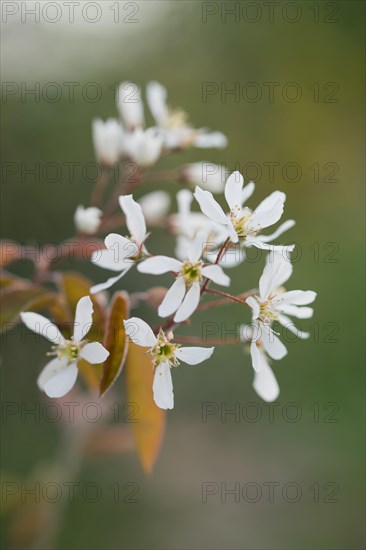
1;1;365;549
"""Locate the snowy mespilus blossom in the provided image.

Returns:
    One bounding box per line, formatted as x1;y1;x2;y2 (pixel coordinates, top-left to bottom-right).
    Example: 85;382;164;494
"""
246;251;317;361
194;171;295;252
122;127;164;168
124;317;214;409
138;191;171;225
181;162;229;193
169;189;228;262
116;82;145;130
92;118;124;167
20;296;109;398
146;81;227;150
90;194;148;294
10;77;317;418
240;324;280;402
74;205;102;235
138;233;230;322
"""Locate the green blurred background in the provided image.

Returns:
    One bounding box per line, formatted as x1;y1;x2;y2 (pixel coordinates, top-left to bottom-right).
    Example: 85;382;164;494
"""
1;1;365;549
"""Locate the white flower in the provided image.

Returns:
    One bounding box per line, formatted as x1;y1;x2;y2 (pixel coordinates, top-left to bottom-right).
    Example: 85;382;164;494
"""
122;128;164;168
181;162;229;193
92;118;123;167
169;189;227;261
138;233;230;322
20;296;109;398
74;205;102;235
246;252;317;359
116;82;144;130
240;324;280;402
90;194;147;294
138;191;171;225
124;317;214;409
146;81;227;150
194;171;295;253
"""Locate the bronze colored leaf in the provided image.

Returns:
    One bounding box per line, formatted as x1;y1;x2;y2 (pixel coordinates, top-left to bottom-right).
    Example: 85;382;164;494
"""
125;341;166;474
0;287;54;331
100;291;130;396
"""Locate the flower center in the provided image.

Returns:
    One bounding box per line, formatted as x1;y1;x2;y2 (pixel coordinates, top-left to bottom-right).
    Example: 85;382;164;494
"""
151;330;181;368
179;260;203;287
230;206;259;240
49;340;82;364
258;300;279;323
164;108;189;129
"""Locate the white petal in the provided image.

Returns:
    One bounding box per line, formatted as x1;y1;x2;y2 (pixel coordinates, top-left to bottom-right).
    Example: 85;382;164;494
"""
105;233;139;261
250;341;263;372
176;188;194;217
37;357;68;391
194;186;228;225
117;82;144;129
158;277;186;318
261;326;287;360
259;252;293;301
174;282;201;323
90;267;131;294
253;359;279;402
153;362;174;410
260;220;295;242
146;81;168;126
73;296;93;342
278;314;310;339
246;239;295;253
175;346;214;365
186;232;206;263
251;192;286;229
42;361;78;398
255;191;285;214
246;296;260;320
91;250;128;272
278;290;317;306
224;171;244;210
80;342;109;364
119;194;146;244
201;265;230;287
137;256;182;275
20;312;64;345
194;131;228;149
241;181;255;205
124;317;157;347
278;304;314;319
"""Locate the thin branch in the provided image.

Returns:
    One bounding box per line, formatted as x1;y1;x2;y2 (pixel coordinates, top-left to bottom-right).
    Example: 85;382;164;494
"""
197;289;257;311
90;167;111;208
201;237;230;295
203;287;249;306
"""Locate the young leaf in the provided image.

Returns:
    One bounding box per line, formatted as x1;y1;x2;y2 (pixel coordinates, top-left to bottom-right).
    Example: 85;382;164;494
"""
100;291;130;396
0;287;59;332
125;342;166;474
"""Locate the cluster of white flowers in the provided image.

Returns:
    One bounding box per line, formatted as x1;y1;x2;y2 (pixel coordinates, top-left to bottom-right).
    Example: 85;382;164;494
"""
90;80;227;172
21;81;316;410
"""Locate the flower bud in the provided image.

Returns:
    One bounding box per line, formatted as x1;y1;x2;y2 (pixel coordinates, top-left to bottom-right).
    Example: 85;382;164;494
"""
181;162;229;193
138;191;171;225
74;206;102;235
122;128;164;168
92;118;123;167
116;82;145;130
